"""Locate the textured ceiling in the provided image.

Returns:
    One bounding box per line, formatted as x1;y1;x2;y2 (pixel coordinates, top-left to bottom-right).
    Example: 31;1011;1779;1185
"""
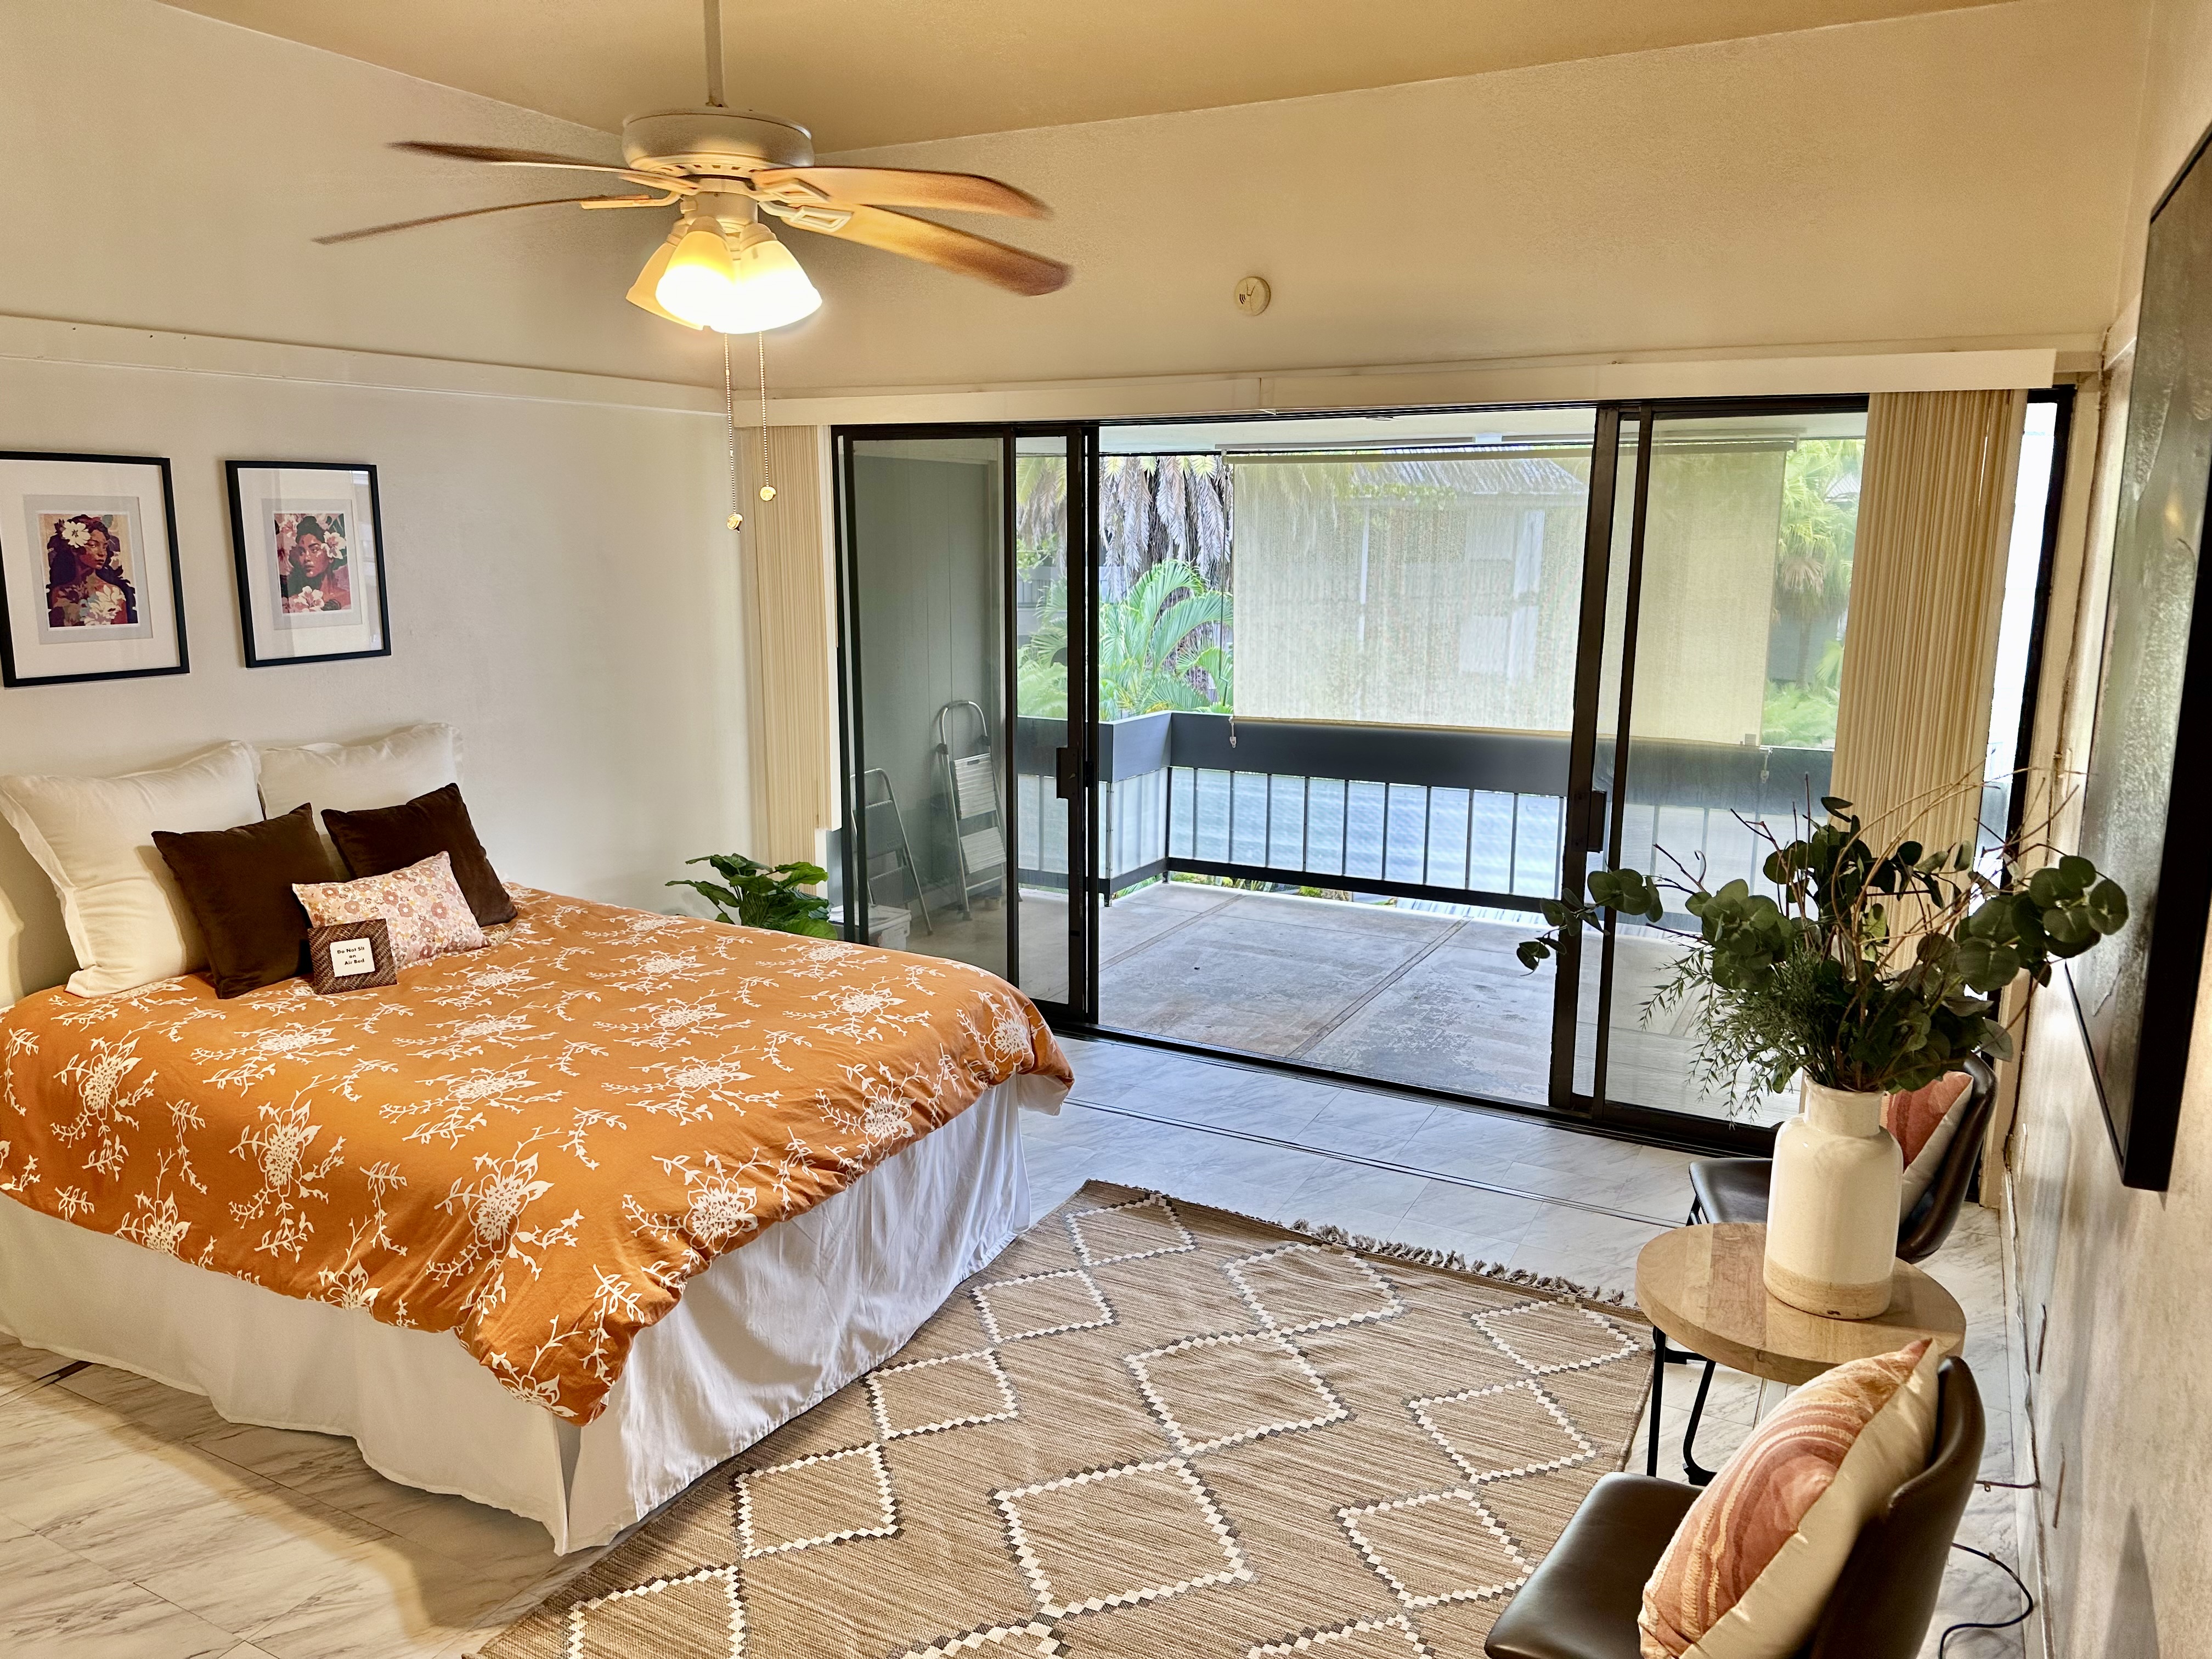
158;0;2012;151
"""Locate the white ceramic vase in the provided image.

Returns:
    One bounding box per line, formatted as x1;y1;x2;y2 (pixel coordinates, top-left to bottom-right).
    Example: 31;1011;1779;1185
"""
1762;1079;1902;1319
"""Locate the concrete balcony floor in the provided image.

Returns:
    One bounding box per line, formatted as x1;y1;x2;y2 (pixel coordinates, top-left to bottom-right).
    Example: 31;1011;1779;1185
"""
928;879;1763;1125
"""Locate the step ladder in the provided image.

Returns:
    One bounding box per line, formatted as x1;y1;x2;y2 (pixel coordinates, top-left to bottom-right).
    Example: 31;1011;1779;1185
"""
859;768;933;934
936;700;1006;920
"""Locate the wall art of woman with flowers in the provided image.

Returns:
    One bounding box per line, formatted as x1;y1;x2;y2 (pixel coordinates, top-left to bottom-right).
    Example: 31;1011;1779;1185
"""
43;513;140;629
273;512;353;615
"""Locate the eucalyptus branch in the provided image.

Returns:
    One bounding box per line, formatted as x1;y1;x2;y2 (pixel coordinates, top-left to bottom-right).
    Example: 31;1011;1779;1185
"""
1517;782;2129;1114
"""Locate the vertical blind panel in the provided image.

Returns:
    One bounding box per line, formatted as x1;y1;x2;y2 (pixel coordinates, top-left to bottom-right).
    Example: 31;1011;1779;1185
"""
1831;390;2027;851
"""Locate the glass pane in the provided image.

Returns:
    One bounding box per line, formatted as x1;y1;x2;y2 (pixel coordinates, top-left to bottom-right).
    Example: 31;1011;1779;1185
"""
1013;436;1072;1004
844;436;1008;979
1978;397;2061;868
1091;407;1594;1110
1599;409;1868;1126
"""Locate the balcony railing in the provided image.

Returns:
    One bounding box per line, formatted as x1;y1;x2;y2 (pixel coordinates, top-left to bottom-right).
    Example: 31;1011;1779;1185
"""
1014;711;1835;912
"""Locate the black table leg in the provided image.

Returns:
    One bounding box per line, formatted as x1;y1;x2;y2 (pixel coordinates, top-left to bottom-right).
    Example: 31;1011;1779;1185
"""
1682;1356;1719;1486
1646;1323;1666;1477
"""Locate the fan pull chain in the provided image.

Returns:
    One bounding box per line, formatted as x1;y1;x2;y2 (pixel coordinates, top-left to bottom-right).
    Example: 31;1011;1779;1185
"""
723;335;742;532
757;334;776;503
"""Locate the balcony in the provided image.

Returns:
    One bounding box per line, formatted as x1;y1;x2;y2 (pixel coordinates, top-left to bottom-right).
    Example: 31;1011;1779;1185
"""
997;710;1834;1120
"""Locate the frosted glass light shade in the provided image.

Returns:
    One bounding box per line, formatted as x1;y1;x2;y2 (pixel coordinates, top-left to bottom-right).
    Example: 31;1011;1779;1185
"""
625;233;703;329
712;232;822;334
655;225;740;328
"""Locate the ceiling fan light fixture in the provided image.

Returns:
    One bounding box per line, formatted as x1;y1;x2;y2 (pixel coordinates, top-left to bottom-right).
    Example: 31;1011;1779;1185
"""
709;223;822;334
626;228;704;329
655;221;741;328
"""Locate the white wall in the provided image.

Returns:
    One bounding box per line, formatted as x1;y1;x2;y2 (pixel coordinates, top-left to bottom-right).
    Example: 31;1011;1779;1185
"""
0;0;746;1001
759;0;2147;397
2007;0;2212;1652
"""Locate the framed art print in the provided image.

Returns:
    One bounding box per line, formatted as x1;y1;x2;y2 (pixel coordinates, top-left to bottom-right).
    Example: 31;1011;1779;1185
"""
2069;119;2212;1190
0;451;187;687
227;461;390;667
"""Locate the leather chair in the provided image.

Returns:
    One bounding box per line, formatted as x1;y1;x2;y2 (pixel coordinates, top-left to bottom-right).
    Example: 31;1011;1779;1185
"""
1486;1357;1984;1659
1661;1055;1997;1480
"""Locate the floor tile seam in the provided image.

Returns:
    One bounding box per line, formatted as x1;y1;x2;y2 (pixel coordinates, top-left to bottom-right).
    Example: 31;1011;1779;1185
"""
1064;1099;1677;1227
9;1521;229;1635
1282;918;1471;1061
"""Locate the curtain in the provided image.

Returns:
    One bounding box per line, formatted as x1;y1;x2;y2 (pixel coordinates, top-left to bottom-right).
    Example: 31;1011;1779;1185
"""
1830;389;2027;853
737;425;836;868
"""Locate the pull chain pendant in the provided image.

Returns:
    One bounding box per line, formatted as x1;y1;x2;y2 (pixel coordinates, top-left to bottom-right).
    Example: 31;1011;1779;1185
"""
756;334;776;502
723;335;743;531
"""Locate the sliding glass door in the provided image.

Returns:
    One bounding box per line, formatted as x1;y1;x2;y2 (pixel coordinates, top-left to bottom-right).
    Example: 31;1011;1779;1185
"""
1556;403;1869;1142
834;427;1091;1020
833;393;2066;1152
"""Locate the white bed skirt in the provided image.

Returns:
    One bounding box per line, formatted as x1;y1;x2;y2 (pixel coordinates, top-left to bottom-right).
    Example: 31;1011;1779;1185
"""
0;1078;1057;1550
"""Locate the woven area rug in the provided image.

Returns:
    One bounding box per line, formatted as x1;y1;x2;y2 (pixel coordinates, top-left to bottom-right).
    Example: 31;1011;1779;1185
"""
483;1182;1651;1658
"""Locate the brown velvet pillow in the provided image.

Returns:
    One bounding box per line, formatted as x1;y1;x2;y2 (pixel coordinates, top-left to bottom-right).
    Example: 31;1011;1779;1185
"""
323;782;516;926
152;803;338;998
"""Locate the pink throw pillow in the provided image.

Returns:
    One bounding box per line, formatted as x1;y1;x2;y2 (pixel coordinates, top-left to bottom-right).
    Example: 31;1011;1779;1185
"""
1882;1073;1971;1166
1640;1340;1941;1658
294;850;486;968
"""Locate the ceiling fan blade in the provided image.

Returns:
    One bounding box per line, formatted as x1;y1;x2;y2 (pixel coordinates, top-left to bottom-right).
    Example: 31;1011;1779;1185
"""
314;195;668;246
392;140;642;176
808;205;1070;296
751;166;1048;219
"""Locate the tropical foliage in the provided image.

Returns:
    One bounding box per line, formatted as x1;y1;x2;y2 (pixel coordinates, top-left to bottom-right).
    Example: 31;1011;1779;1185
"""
1516;793;2128;1110
1019;560;1233;719
1763;438;1863;747
669;854;836;938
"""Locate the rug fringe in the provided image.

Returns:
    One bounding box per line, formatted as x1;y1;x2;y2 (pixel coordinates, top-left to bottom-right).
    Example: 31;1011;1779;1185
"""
1082;1181;1641;1314
1284;1217;1640;1312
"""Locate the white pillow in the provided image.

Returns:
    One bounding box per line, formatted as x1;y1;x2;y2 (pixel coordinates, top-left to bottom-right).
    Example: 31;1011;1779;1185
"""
0;743;263;997
257;723;461;828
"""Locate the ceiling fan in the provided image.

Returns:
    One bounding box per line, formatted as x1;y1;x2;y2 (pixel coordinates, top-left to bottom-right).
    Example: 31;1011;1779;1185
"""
318;0;1070;335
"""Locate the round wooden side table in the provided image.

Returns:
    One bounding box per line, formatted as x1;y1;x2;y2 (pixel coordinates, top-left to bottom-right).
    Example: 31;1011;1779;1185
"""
1634;1222;1966;1482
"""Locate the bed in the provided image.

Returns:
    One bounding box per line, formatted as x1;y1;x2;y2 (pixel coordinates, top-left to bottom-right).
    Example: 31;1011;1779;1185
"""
0;887;1071;1550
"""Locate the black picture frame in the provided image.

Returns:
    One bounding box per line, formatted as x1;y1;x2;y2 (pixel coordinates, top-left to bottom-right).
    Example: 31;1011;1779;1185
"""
0;450;189;687
2069;118;2212;1192
225;460;391;668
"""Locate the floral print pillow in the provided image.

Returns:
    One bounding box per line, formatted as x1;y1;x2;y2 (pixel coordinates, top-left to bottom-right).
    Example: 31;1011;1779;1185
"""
294;851;486;968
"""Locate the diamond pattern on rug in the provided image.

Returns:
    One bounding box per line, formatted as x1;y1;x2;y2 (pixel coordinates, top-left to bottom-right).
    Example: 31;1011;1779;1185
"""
889;1618;1070;1656
972;1267;1116;1344
565;1564;743;1659
1338;1489;1530;1609
1249;1612;1440;1657
994;1457;1252;1617
868;1348;1021;1442
1125;1329;1348;1456
1473;1300;1639;1376
1066;1192;1198;1267
481;1183;1648;1659
736;1443;898;1558
1224;1242;1408;1335
1409;1380;1595;1485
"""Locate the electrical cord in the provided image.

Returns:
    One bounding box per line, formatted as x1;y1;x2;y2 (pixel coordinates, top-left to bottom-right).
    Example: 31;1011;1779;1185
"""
1936;1542;2034;1656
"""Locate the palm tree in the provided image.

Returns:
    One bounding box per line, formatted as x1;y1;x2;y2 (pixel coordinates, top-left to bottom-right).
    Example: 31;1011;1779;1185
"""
1771;439;1862;686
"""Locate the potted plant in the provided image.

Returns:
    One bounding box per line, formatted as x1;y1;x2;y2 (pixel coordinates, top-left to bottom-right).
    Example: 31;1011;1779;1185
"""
1518;794;2127;1318
669;854;837;939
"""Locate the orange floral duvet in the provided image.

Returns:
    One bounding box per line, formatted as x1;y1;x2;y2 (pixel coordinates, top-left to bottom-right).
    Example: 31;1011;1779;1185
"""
0;890;1071;1424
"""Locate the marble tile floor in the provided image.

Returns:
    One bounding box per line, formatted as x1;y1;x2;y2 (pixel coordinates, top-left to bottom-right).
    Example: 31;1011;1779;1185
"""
0;1033;2030;1657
